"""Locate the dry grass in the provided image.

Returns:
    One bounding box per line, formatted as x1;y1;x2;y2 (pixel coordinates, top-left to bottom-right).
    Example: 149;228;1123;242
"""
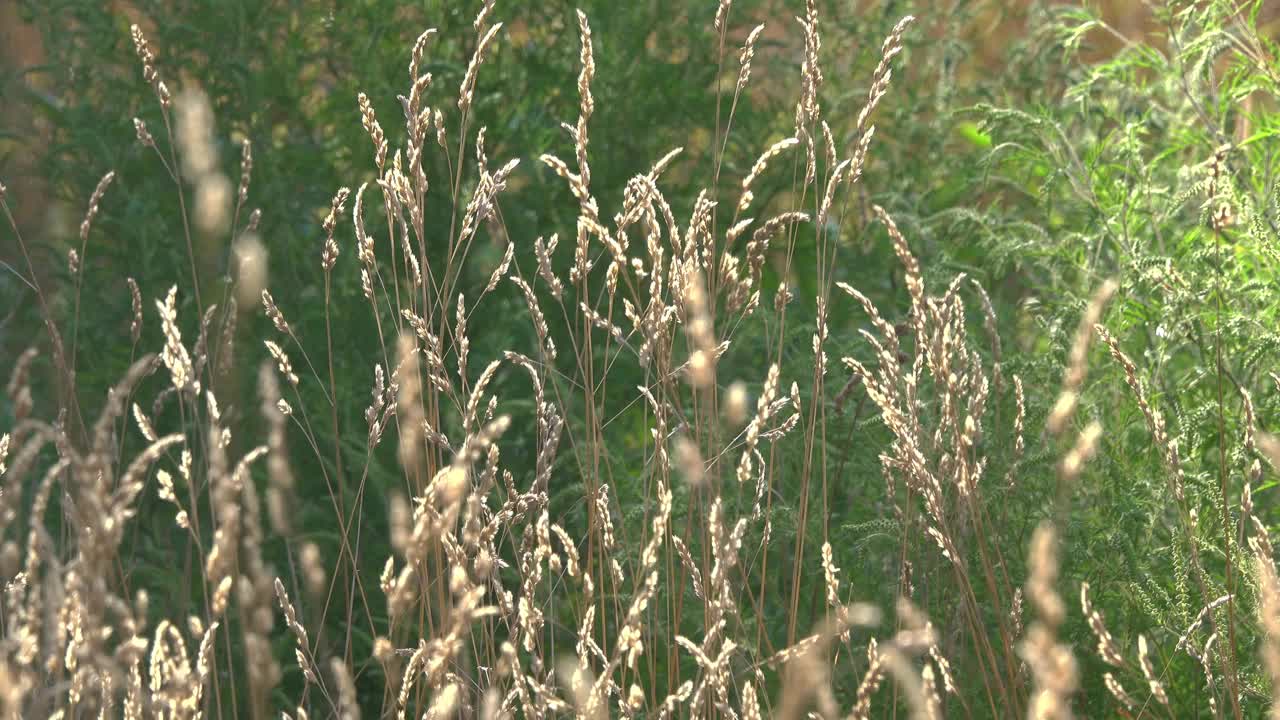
0;3;1277;719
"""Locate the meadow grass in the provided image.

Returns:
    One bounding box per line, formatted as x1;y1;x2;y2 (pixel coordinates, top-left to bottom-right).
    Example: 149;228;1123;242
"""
2;2;1279;718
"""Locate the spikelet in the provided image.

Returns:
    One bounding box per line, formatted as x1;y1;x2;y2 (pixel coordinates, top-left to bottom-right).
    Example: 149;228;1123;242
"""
1048;279;1117;435
156;286;198;394
1021;523;1077;720
1080;582;1123;666
261;289;290;334
1096;322;1186;499
738;137;798;215
322;186;350;271
395;332;424;479
459;22;504;116
237;137;253;205
1137;635;1170;706
130;24;171;107
737;24;765;92
357;92;388;170
79;170;115;244
127;277;144;343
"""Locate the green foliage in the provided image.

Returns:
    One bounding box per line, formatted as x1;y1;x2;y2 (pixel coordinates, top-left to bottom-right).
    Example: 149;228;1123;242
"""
5;0;1280;717
949;0;1280;713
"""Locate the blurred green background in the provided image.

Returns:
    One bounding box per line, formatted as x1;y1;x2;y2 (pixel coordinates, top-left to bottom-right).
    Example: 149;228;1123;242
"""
5;0;1280;715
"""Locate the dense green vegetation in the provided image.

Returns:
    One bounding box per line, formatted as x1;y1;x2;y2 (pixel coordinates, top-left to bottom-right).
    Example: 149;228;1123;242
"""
2;0;1280;717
